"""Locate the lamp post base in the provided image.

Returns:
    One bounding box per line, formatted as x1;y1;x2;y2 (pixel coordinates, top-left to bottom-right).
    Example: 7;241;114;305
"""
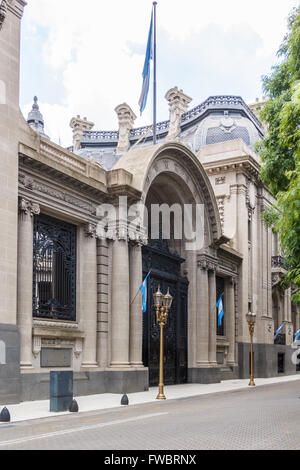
248;379;256;386
156;393;166;400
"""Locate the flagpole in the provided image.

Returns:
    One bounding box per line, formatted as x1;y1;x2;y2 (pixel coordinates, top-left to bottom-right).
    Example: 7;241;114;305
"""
153;1;157;145
130;269;152;306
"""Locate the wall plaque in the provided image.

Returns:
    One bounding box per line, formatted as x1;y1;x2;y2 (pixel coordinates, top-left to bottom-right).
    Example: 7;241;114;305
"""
0;340;6;365
41;348;72;368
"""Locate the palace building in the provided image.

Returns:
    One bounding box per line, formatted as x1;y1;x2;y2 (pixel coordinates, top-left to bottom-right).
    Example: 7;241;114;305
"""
0;1;299;404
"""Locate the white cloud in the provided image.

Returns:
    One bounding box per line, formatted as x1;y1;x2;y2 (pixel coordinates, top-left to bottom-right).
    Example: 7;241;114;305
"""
21;0;299;146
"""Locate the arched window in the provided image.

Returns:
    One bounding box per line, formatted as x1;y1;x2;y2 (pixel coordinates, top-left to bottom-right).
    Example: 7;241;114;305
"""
33;214;77;321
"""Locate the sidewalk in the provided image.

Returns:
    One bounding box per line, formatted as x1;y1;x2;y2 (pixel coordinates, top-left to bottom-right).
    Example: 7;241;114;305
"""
1;375;300;424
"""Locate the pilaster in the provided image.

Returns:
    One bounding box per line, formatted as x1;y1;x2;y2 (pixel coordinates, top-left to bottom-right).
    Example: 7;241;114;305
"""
17;198;40;369
80;224;98;368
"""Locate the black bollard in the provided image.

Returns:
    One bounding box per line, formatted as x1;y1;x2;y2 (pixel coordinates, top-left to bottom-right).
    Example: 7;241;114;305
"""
0;407;11;422
69;399;79;413
121;394;129;406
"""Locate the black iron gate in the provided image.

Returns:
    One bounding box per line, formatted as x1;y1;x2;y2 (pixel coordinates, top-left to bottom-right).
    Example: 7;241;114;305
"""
142;241;188;386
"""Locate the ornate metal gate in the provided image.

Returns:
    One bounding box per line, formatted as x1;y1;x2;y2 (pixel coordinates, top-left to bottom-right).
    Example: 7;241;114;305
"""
142;240;188;386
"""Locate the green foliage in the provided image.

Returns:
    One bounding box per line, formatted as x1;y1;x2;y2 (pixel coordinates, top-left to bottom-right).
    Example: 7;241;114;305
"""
257;5;300;302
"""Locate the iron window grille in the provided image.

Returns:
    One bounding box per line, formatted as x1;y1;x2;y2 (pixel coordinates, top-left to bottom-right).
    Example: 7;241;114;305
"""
33;214;77;321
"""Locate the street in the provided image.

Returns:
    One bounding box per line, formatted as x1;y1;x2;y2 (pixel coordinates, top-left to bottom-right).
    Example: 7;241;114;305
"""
0;380;299;450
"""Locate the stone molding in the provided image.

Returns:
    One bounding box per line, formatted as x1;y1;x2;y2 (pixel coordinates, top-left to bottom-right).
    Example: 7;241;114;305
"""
197;255;218;271
204;157;260;180
18;197;40;216
19;172;98;216
142;153;221;244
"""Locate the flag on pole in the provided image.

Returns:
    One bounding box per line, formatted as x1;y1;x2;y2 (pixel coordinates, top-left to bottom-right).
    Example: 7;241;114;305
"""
138;10;153;115
216;294;224;327
139;271;151;313
274;323;284;340
294;328;300;342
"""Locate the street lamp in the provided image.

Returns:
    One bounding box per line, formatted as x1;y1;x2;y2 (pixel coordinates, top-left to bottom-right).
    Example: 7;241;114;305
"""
153;285;173;400
246;312;256;386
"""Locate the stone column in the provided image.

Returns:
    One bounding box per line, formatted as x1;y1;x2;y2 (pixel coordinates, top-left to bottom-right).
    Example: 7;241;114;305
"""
196;260;209;364
208;268;217;364
81;224;98;368
129;242;143;366
17;199;40;369
226;277;236;364
110;238;130;367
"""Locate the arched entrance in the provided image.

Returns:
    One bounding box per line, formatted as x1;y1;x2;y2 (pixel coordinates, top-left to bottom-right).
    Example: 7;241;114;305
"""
112;141;223;386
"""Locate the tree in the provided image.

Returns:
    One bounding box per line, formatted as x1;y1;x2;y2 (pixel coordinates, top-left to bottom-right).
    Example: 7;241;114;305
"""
256;6;300;302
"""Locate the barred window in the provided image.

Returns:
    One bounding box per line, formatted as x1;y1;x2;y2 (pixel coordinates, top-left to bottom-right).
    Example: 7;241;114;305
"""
33;214;77;321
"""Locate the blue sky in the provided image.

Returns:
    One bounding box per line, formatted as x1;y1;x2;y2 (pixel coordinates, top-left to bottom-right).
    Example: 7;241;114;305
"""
20;0;299;146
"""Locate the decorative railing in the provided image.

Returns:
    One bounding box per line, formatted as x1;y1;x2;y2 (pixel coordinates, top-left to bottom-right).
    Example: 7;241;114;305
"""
81;130;119;142
79;95;262;145
181;95;262;129
272;256;287;269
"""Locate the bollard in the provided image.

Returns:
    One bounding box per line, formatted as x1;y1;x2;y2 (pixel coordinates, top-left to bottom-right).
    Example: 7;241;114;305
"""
69;399;79;413
0;407;10;422
121;394;129;406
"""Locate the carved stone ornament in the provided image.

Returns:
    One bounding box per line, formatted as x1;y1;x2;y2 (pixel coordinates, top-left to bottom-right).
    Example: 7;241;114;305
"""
19;198;40;217
0;0;7;31
32;336;41;358
84;223;97;238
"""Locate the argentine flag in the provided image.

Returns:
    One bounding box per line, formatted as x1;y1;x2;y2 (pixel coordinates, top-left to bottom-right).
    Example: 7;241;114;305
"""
274;323;284;340
216;295;224;327
294;328;300;342
139;272;151;313
138;10;153;115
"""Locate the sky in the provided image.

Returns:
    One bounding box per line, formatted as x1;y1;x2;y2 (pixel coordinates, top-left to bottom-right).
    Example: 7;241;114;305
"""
20;0;299;147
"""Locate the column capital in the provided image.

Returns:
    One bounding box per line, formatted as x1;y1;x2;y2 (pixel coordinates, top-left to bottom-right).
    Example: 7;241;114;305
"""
18;198;40;217
197;255;218;272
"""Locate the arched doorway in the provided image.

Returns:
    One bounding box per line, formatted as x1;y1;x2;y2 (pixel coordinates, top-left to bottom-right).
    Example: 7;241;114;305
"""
142;239;188;386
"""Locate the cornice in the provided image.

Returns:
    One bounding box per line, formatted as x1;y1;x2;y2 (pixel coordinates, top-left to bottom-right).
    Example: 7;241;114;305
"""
203;155;261;179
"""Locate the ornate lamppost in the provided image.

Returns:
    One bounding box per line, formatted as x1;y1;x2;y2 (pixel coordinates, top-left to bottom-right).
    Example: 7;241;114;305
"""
246;312;256;386
153;285;173;400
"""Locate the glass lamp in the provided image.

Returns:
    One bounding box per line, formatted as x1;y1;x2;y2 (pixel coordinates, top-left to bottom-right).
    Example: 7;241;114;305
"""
153;285;163;308
163;288;173;310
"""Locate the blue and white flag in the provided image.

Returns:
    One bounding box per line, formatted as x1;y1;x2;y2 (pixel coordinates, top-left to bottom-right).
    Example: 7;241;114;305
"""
139;272;151;313
294;328;300;342
216;295;224;327
274;323;284;340
138;10;153;115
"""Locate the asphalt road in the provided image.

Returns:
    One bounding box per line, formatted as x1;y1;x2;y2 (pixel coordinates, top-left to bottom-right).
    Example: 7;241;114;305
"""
0;380;300;451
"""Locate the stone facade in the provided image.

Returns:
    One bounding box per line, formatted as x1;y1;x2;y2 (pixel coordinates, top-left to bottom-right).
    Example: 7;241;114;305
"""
0;3;299;404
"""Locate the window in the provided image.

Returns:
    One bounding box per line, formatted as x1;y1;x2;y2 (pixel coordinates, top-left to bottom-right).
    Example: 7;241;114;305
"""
216;276;225;336
33;214;77;321
278;353;285;373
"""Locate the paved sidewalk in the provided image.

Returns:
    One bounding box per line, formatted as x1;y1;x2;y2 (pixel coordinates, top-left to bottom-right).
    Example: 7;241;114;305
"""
1;374;300;424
